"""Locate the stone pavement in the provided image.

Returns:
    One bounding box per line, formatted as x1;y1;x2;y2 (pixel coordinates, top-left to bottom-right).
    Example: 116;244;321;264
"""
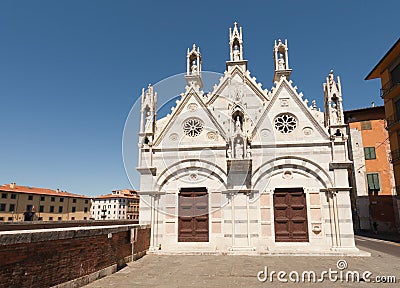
85;244;400;288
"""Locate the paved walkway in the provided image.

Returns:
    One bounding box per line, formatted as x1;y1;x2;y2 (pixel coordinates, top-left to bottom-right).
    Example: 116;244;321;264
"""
86;241;400;287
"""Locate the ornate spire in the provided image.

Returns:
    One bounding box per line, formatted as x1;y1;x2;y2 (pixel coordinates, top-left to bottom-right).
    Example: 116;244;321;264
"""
273;39;292;82
185;43;203;88
323;69;344;127
229;22;244;62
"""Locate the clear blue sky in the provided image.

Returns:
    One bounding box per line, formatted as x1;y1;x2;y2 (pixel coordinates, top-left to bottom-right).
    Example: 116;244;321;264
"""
0;0;398;196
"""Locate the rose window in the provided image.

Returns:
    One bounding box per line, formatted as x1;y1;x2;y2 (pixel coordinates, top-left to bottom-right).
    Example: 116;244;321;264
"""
274;114;297;134
183;118;204;137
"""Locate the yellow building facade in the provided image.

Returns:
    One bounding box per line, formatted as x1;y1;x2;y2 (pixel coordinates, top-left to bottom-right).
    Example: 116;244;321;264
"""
0;183;91;222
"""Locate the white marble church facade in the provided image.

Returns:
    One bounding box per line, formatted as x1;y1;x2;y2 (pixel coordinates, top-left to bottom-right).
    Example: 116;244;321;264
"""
137;23;362;255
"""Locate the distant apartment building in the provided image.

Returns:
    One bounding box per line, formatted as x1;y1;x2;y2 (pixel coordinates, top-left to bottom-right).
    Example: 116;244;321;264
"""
91;189;139;220
0;183;91;222
365;38;400;232
345;106;399;232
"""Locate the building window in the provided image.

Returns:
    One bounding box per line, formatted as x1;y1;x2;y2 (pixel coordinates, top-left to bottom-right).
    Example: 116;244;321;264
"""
72;207;76;213
26;205;33;211
183;118;204;137
71;217;75;220
83;217;87;220
58;217;62;221
85;199;89;204
84;207;88;213
8;217;12;221
364;147;376;160
0;204;5;212
10;194;16;199
73;198;77;203
0;217;4;221
9;204;15;212
60;198;64;202
1;193;7;199
28;195;33;201
49;217;53;220
367;173;380;195
58;206;63;213
39;206;44;213
51;197;55;202
361;121;372;130
274;114;297;134
40;196;45;201
50;206;54;213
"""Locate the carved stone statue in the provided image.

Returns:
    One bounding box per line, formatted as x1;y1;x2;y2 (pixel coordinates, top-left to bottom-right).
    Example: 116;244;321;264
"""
277;53;285;70
191;60;198;73
235;116;241;132
331;104;339;124
233;45;240;61
235;138;243;159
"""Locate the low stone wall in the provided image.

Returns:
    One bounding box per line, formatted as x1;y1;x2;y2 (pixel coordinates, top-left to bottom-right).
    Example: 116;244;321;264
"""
0;224;150;288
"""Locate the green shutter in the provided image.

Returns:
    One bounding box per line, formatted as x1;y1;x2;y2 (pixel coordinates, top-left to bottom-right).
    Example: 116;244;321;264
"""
367;173;380;190
364;147;376;160
364;147;370;159
372;173;380;190
367;174;374;189
371;147;376;159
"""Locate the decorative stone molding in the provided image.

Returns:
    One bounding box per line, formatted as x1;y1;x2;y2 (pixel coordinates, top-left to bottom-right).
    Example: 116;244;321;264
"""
187;103;198;111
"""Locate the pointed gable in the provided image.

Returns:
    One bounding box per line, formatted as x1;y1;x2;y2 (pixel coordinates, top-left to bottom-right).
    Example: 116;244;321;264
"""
153;85;227;147
251;77;329;142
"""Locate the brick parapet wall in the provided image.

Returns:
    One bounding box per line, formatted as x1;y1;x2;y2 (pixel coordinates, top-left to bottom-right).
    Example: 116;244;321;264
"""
0;224;150;288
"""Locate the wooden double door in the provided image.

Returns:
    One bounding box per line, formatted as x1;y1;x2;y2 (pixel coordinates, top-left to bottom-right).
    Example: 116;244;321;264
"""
178;188;209;242
273;188;309;242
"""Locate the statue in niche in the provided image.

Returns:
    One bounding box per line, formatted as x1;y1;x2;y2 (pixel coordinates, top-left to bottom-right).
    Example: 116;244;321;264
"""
233;44;240;61
235;116;242;132
331;103;339;124
277;53;285;70
144;110;152;131
235;138;244;159
191;60;198;73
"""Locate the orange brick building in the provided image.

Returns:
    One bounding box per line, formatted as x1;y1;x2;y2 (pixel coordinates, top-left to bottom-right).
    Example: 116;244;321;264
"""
345;106;399;232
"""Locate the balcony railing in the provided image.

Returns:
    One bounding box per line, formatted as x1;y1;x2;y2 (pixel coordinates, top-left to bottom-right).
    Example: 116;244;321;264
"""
381;80;400;98
391;149;400;163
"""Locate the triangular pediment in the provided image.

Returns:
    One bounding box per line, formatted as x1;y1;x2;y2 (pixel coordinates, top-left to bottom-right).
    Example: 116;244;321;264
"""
251;78;329;143
153;86;227;147
207;66;270;105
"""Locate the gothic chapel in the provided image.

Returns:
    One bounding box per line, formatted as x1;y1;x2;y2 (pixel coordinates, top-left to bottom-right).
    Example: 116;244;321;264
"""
137;23;362;255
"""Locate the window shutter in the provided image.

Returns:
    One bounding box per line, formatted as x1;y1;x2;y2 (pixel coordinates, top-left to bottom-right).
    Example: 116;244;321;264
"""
364;147;370;159
367;174;374;189
371;147;376;159
372;173;380;190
